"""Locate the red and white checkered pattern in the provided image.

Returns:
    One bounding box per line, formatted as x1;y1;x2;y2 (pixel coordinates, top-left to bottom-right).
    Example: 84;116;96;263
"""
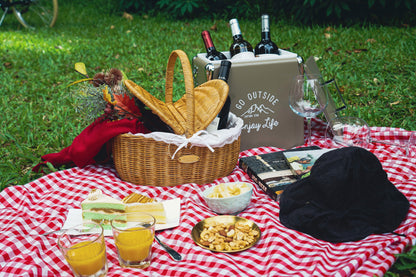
0;118;415;276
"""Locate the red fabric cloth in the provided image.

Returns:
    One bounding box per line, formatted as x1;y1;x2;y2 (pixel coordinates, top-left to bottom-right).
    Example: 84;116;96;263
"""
33;118;149;172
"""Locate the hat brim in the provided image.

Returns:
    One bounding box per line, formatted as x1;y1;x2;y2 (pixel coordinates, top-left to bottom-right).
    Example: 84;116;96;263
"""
279;166;409;243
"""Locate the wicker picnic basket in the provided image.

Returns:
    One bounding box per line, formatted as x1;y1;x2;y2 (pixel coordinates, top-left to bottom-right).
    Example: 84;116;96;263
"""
112;50;242;186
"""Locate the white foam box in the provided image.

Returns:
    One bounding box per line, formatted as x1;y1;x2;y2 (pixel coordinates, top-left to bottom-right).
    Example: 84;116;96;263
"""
192;50;304;150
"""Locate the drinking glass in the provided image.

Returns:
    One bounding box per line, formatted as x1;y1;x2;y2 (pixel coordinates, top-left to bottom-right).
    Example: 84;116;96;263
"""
325;116;371;148
111;212;156;269
407;132;416;158
57;222;107;277
289;74;328;145
326;116;416;158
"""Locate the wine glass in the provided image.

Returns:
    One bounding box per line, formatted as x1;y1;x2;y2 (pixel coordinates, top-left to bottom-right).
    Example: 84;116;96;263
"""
325;116;371;148
289;74;328;145
325;116;416;158
407;132;416;158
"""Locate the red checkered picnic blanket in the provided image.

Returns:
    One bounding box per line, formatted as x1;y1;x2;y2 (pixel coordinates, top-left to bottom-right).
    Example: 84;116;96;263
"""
0;119;415;276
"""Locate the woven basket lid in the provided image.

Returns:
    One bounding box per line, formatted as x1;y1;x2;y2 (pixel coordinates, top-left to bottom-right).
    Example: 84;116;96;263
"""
124;50;229;137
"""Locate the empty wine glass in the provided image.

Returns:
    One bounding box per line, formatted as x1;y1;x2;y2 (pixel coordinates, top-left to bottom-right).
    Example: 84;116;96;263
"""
407;132;416;158
325;116;371;148
326;116;416;158
289;74;328;145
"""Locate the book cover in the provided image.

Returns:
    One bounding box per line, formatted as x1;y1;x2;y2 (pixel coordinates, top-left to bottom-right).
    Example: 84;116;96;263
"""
283;148;332;179
239;146;320;201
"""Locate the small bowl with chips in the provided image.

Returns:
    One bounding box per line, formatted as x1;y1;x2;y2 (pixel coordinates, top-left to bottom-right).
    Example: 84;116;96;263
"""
202;182;253;214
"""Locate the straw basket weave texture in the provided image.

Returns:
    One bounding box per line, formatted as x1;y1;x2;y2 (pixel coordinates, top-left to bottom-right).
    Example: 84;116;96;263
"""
112;50;241;186
124;50;229;138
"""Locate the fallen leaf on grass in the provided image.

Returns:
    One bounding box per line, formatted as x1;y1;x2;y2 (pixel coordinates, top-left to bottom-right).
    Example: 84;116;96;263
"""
123;12;133;21
325;27;337;32
75;62;88;76
325;47;341;55
346;48;368;54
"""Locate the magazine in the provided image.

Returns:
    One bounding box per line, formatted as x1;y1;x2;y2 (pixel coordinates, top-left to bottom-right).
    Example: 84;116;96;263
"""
283;148;332;179
239;146;320;201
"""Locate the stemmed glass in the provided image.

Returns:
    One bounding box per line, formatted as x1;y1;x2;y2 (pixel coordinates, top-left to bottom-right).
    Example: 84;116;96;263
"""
325;115;416;158
325;116;371;148
289;74;328;145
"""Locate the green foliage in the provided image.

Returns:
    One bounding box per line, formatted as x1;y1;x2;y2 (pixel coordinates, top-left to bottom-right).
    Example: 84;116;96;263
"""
395;246;416;270
279;0;416;24
112;0;416;24
157;0;204;18
114;0;155;14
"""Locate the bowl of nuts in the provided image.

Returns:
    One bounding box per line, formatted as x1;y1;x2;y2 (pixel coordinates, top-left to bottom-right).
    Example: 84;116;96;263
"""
191;215;261;252
202;182;253;215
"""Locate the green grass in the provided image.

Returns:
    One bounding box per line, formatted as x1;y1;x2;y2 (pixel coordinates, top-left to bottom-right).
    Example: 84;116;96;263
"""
0;2;415;275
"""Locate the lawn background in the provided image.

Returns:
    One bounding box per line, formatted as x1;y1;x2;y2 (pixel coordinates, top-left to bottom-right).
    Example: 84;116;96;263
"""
0;1;415;274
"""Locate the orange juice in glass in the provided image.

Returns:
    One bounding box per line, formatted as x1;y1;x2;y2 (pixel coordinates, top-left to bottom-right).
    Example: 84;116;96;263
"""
58;222;107;277
111;212;155;268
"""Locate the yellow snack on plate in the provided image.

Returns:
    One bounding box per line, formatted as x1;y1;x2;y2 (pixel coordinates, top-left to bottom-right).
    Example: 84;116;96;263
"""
208;183;250;198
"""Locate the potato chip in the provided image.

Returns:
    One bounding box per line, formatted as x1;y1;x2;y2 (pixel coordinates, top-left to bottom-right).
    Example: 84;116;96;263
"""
207;183;250;198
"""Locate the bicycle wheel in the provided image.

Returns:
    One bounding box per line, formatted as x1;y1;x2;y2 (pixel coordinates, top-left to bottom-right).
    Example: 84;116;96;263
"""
11;0;58;29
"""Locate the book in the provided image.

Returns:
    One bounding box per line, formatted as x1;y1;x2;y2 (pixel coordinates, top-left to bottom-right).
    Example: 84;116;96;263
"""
239;146;320;201
283;148;332;179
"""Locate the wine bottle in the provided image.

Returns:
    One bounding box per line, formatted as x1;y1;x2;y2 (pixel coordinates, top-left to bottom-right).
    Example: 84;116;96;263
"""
201;30;227;61
207;60;232;131
134;98;174;133
217;60;232;129
229;18;253;58
254;14;279;56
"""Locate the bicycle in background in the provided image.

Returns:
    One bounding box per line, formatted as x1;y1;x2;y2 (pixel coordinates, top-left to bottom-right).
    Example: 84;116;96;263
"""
0;0;58;29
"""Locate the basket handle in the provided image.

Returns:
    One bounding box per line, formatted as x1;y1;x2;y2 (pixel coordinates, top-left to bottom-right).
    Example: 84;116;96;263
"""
165;50;195;138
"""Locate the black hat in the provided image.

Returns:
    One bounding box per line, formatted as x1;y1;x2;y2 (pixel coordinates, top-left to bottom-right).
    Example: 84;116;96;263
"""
279;147;409;243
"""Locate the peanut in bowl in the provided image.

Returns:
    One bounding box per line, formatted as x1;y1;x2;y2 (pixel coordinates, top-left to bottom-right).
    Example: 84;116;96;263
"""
201;182;253;215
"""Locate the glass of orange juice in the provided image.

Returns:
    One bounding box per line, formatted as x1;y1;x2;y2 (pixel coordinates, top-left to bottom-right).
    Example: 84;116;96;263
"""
111;212;155;268
57;222;107;277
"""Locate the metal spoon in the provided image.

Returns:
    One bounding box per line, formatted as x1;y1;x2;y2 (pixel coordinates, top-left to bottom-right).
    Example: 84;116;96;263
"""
154;235;182;261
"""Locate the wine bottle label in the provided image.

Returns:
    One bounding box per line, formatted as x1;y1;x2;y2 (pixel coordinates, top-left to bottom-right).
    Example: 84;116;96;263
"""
218;60;232;81
206;117;220;132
